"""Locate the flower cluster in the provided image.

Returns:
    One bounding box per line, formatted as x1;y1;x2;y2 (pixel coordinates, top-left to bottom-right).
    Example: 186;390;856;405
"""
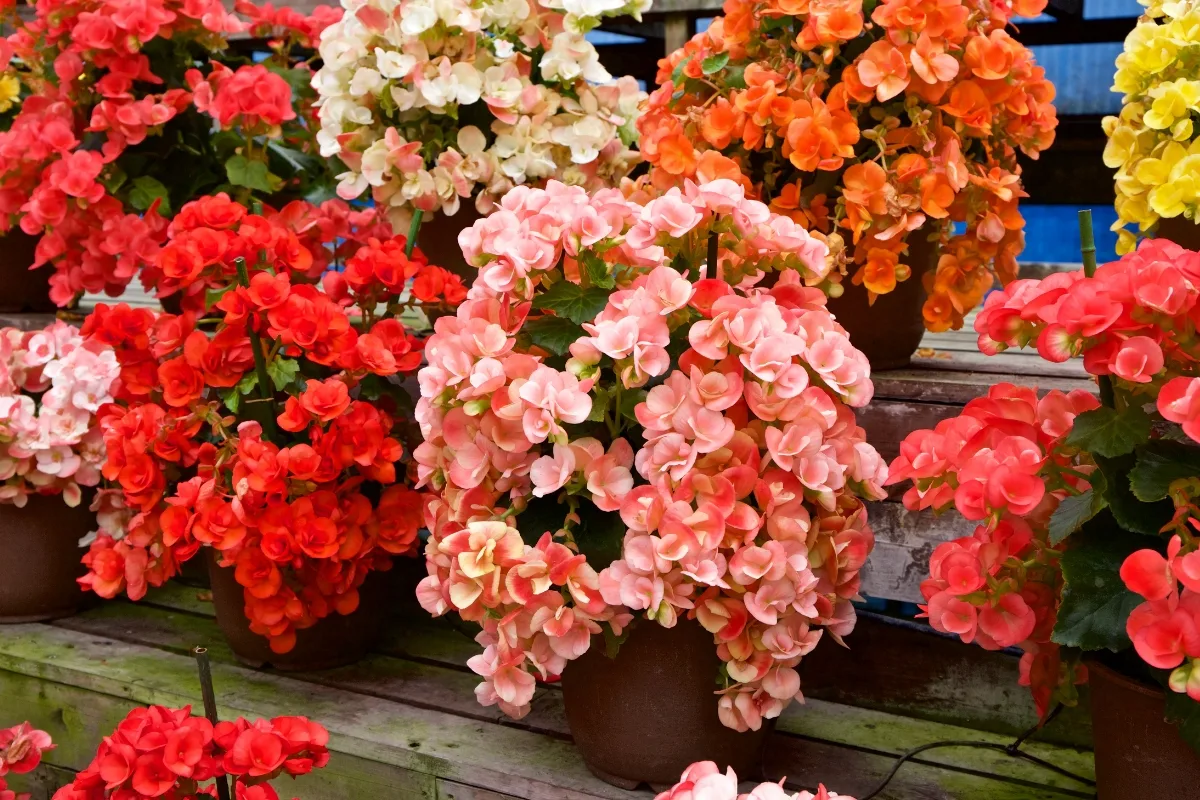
313;0;647;227
52;705;327;800
887;383;1098;716
656;762;855;800
637;0;1057;332
77;201;458;652
0;0;346;306
1103;0;1200;250
416;178;885;731
1122;534;1200;701
975;237;1200;440
0;321;119;507
1;722;54;800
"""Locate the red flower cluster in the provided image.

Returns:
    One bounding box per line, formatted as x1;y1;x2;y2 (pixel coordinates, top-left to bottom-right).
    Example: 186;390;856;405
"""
77;203;453;652
0;0;341;306
52;706;327;800
1;722;54;800
887;382;1099;716
1122;532;1200;700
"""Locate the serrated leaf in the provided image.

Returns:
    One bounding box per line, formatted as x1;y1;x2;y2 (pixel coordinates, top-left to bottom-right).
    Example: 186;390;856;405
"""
1097;454;1174;536
267;140;324;179
1129;441;1200;502
724;64;747;89
226;154;277;193
222;387;241;414
618;388;646;423
603;623;631;659
531;281;611;325
670;55;691;85
701;52;730;75
1066;405;1152;458
581;251;615;289
265;358;300;391
1049;485;1108;546
587;387;610;423
128;176;171;216
525;315;585;356
1052;523;1144;651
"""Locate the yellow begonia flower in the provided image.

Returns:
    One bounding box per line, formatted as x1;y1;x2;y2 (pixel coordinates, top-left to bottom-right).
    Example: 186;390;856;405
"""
0;75;20;114
1144;79;1200;129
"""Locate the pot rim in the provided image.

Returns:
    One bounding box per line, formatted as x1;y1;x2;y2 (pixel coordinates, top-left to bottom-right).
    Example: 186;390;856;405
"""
1086;658;1164;700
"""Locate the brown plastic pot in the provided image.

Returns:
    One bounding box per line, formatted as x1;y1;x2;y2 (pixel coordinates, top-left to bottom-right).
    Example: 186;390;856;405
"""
206;550;390;671
416;206;483;283
825;229;939;371
1156;216;1200;250
0;231;55;314
1089;660;1200;796
0;493;93;622
561;618;771;790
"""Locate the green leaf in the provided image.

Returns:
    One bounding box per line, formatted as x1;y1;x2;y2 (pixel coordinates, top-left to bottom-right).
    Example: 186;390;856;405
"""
618;388;646;423
1097;454;1174;536
205;284;235;311
225;154;278;193
264;64;309;97
1066;405;1152;459
128;176;172;216
525;315;586;356
701;52;730;75
581;251;615;290
603;623;631;659
587;387;610;423
1165;689;1200;753
222;387;242;415
670;55;691;85
1129;441;1200;502
265;358;300;391
572;504;625;569
267;140;324;180
1048;485;1108;546
724;64;747;89
531;281;611;325
235;371;259;396
1052;523;1144;652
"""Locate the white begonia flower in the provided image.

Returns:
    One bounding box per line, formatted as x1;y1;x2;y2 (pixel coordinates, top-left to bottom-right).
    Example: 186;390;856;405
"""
350;67;387;97
337;169;371;200
376;48;417;80
401;0;438;34
493;39;516;59
553;115;613;164
540;33;611;84
436;0;479;30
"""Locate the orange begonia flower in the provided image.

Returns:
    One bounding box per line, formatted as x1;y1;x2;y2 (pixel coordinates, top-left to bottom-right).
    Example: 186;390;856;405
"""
841;161;889;240
857;247;901;296
856;40;910;102
701;97;741;149
696;150;753;192
911;32;958;84
783;96;859;172
965;29;1020;81
657;130;699;176
940;80;992;132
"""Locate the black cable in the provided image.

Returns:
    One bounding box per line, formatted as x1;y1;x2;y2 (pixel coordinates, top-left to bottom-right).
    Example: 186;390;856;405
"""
858;704;1095;800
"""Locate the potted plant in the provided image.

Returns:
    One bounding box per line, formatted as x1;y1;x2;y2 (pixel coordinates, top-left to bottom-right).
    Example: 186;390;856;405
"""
1103;0;1200;251
415;177;886;787
887;231;1200;793
76;195;464;669
0;321;119;622
310;0;648;278
657;762;855;800
51;705;329;800
634;0;1057;367
0;0;345;308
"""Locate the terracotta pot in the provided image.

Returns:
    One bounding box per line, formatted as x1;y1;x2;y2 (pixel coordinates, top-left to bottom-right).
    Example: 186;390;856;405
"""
1156;216;1200;250
206;550;390;671
0;493;93;623
416;206;483;283
1089;660;1200;796
561;618;771;790
0;231;55;314
825;229;938;371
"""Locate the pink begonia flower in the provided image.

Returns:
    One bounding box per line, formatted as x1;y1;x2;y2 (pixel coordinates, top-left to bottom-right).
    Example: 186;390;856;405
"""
1110;335;1164;383
1159;376;1200;443
530;444;576;497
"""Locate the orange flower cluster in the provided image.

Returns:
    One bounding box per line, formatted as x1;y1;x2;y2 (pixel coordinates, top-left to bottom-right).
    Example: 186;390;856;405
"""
75;197;461;653
638;0;1058;331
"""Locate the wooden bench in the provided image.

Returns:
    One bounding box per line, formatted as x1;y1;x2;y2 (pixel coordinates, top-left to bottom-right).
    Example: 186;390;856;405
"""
0;325;1098;800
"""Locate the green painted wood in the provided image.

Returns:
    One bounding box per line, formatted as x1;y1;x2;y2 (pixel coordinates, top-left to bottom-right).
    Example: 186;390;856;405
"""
47;599;1095;793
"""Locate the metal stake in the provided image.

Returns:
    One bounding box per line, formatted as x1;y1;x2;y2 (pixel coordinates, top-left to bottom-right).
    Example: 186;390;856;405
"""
193;647;232;800
1077;210;1114;407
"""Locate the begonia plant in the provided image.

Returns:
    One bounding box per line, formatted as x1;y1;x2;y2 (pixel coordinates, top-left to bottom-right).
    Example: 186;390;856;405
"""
415;178;887;731
657;761;855;800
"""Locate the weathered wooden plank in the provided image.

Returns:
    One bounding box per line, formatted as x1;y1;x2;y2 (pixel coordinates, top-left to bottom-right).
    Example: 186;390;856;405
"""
872;369;1098;405
0;624;646;800
48;600;1094;790
856;399;961;463
437;781;523;800
911;348;1087;380
858;502;974;604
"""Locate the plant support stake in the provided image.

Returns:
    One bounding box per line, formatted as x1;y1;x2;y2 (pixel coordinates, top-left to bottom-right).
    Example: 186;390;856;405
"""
1078;210;1115;407
193;647;232;800
406;208;423;260
234;257;280;439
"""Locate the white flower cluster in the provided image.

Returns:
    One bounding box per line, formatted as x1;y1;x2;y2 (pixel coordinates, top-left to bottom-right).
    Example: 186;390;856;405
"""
314;0;649;229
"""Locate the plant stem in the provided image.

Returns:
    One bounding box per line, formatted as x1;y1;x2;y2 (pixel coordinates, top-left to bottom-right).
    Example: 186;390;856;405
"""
406;208;424;260
1078;210;1116;407
235;258;280;440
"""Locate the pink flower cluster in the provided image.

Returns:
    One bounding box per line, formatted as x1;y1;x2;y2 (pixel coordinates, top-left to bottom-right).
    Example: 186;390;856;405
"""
188;63;296;134
0;722;54;800
1121;534;1200;702
887;383;1098;717
417;178;884;731
975;238;1200;443
0;321;118;507
656;762;855;800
